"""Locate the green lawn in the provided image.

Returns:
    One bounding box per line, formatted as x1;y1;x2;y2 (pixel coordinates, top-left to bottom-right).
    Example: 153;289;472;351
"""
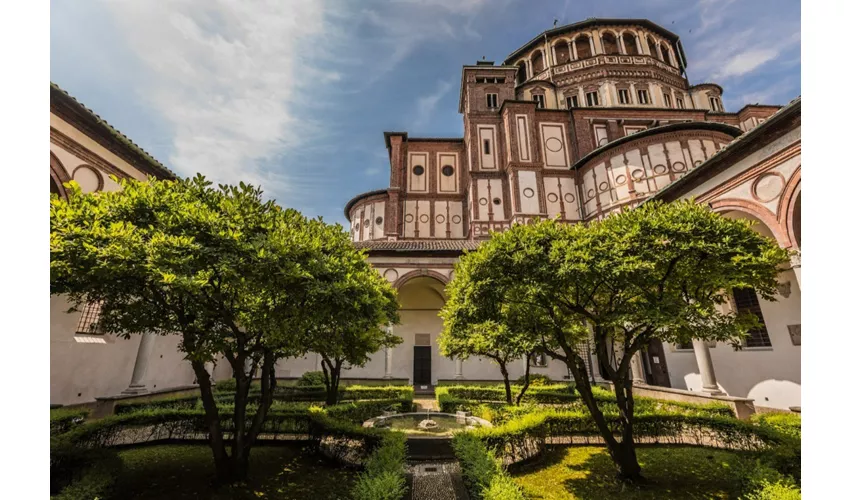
114;444;359;500
511;446;746;500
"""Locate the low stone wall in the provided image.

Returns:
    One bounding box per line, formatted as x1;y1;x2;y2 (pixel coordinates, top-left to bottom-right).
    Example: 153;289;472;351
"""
596;382;756;420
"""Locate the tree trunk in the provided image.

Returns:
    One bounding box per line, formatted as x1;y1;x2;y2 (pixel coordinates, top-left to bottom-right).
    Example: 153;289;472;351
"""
515;355;532;406
190;358;231;481
610;366;642;482
321;357;342;406
229;356;254;483
497;360;513;405
546;345;643;482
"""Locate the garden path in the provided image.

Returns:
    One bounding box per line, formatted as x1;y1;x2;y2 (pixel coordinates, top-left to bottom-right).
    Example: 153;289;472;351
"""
408;461;469;500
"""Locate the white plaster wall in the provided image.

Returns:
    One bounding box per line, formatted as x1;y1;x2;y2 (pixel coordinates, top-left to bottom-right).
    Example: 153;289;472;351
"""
51;295;196;405
663;269;801;410
517;170;539;213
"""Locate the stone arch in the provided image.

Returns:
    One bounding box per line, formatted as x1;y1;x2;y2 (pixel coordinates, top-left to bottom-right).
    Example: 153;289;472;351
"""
621;31;640;55
50;151;71;200
574;34;592;59
530;50;545;75
553;39;571;65
601;31;619;55
646;34;660;59
709;198;791;248
660;43;674;66
778;165;801;249
516;60;527;83
393;269;450;290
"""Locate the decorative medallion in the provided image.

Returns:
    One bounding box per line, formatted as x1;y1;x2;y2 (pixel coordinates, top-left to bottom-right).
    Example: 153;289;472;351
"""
478;198;488;205
545;137;563;152
564;193;575;203
632;169;645;180
405;214;415;223
547;192;559;203
419;214;429;223
615;174;627;185
587;189;595;198
355;223;360;231
452;215;462;224
598;182;609;191
435;214;446;224
383;269;399;282
363;219;370;227
523;188;535;198
752;172;785;202
375;216;383;225
653;164;667;174
671;162;686;172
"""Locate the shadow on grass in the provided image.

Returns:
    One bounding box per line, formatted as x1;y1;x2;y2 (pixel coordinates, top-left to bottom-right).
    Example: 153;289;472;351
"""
510;445;746;500
113;443;359;500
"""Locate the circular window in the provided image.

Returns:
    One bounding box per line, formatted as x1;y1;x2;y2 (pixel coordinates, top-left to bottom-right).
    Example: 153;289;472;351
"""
441;165;454;176
375;216;383;225
364;219;370;227
413;165;425;176
492;197;502;205
355;223;360;231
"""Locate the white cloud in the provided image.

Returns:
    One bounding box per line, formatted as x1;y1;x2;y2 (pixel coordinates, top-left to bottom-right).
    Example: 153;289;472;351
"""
412;80;453;130
365;167;381;176
715;48;780;78
102;0;331;200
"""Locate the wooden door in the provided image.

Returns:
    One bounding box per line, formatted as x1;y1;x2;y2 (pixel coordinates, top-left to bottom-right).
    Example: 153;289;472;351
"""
413;346;432;386
644;339;671;387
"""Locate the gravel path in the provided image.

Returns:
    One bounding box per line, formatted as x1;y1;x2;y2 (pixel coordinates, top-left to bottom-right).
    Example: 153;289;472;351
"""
408;461;469;500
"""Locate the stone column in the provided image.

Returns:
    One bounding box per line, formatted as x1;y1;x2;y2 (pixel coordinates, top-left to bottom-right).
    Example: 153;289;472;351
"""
455;358;463;379
693;340;723;395
790;252;801;290
205;361;216;386
315;352;322;371
123;333;157;395
384;347;393;379
630;353;646;385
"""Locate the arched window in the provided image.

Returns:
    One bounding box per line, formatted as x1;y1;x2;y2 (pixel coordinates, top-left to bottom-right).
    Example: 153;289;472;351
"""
732;288;772;348
646;35;659;59
516;61;527;83
553;40;571;65
602;32;619;55
791;192;801;248
622;32;639;55
531;50;545;75
661;45;673;66
574;35;592;59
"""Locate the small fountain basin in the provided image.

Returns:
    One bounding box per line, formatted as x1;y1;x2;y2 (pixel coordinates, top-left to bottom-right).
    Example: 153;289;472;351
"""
363;411;492;439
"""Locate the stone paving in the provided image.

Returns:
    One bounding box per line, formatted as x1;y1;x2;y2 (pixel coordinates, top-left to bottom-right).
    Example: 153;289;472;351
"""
408;461;469;500
413;397;440;411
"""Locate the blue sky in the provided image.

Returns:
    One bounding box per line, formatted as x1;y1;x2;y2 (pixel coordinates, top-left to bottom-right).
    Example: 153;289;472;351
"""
51;0;800;225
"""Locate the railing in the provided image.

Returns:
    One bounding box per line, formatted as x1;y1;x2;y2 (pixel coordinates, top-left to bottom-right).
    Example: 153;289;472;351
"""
525;54;681;84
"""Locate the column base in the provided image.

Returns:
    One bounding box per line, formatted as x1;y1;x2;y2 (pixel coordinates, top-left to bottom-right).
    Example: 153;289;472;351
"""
121;384;150;395
383;375;393;379
701;387;725;396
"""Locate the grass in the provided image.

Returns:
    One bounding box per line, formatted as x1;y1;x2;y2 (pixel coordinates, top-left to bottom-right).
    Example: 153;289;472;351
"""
113;444;359;500
511;446;746;499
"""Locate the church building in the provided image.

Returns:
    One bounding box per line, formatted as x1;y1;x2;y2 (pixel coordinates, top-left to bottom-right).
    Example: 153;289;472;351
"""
50;18;801;412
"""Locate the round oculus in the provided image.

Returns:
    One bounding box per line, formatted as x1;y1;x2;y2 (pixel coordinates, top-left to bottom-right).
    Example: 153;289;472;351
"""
492;197;502;205
412;165;425;176
441;165;455;176
375;216;383;225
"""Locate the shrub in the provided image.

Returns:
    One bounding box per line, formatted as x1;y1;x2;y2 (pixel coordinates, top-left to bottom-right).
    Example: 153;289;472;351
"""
51;448;122;500
352;432;408;500
751;412;801;439
453;433;524;499
738;459;801;500
744;479;802;500
50;407;89;436
298;371;326;386
514;374;552;387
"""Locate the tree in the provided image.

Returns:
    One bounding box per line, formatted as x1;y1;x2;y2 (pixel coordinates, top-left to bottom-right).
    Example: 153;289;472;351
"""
299;224;401;405
440;284;542;405
50;175;349;482
441;201;788;482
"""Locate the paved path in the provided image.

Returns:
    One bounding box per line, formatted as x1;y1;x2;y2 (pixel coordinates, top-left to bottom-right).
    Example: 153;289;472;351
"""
408;461;468;500
414;397;439;411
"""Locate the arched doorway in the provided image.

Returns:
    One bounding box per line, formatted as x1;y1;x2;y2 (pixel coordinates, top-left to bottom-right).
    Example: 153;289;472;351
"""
395;274;447;387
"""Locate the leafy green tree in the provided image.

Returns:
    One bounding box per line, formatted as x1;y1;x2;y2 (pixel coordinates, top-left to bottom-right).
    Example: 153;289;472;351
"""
441;201;788;481
50;175;363;482
300;228;401;405
439;295;541;405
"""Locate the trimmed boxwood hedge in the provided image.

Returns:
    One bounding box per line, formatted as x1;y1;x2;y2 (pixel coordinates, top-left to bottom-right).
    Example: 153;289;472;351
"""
751;412;801;439
352;432;408;500
453;432;525;500
114;385;414;414
50;407;90;436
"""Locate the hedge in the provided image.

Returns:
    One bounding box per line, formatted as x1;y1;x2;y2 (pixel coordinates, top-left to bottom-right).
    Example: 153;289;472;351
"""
352;432;408;500
452;433;524;500
751;412;801;439
468;409;798;466
51;403;400;498
435;385;734;419
50;407;90;436
115;385;414;414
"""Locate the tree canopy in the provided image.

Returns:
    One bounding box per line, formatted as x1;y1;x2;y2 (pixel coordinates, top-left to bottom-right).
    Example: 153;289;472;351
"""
50;175;398;481
440;200;789;481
